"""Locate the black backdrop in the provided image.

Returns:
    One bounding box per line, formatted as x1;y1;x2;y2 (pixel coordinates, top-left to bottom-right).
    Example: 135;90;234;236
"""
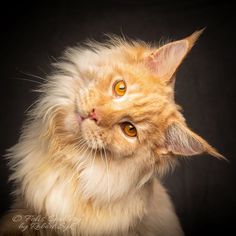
0;1;235;235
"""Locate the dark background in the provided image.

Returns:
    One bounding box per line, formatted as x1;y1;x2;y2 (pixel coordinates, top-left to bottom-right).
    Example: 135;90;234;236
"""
0;1;235;235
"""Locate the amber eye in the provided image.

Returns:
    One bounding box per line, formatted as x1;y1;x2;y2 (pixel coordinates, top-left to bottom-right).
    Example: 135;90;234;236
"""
113;80;126;96
121;122;137;137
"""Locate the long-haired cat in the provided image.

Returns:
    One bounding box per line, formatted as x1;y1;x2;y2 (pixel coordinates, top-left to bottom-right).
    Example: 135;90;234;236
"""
0;30;223;236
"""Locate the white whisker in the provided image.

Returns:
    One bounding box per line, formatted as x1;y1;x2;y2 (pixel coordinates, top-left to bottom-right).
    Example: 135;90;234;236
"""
21;71;48;82
11;77;43;85
24;100;39;114
103;146;111;211
75;142;90;171
89;144;97;179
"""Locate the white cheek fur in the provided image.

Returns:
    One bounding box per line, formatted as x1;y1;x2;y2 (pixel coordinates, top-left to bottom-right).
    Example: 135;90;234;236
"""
64;113;79;133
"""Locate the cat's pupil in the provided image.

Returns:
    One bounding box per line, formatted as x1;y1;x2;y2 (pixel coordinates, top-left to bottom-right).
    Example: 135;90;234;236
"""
121;122;137;137
113;80;126;96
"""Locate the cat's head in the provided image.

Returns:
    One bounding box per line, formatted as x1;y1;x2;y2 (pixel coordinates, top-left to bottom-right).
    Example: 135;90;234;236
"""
41;30;223;175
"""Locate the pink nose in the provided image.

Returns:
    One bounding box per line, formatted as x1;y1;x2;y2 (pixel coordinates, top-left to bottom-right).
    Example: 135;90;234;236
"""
89;108;98;122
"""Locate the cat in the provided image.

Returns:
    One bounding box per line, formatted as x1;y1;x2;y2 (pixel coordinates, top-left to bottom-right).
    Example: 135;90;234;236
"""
0;30;224;236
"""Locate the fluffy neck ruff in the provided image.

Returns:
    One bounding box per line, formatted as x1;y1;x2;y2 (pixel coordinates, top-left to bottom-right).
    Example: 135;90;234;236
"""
8;123;155;235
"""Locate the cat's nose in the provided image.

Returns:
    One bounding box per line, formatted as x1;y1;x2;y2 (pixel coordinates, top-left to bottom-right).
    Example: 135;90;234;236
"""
88;108;98;122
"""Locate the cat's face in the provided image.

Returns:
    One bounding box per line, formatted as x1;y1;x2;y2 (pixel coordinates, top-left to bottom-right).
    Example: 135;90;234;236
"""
75;65;171;158
49;30;222;170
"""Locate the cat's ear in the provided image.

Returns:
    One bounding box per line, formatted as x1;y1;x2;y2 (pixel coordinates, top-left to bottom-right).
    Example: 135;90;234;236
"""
144;29;204;83
160;122;224;159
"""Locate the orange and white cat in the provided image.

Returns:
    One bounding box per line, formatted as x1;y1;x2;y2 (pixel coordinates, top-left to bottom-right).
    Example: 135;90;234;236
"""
0;30;223;235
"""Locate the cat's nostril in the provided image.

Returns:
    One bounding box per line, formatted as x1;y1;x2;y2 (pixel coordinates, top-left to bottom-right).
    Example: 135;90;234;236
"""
89;108;98;122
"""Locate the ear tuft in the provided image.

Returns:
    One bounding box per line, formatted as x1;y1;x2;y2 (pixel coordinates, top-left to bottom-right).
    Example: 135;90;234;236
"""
186;28;205;49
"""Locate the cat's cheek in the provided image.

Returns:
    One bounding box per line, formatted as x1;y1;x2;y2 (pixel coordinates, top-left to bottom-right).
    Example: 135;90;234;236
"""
64;112;80;133
108;133;137;157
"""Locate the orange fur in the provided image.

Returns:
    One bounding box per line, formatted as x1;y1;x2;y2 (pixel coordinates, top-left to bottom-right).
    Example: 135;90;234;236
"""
1;30;223;236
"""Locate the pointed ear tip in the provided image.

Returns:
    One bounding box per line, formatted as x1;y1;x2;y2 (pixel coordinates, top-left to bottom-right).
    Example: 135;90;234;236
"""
187;28;206;47
209;150;228;162
218;154;229;162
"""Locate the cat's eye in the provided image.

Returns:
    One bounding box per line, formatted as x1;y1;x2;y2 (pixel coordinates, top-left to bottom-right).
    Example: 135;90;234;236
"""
121;122;137;137
113;80;126;96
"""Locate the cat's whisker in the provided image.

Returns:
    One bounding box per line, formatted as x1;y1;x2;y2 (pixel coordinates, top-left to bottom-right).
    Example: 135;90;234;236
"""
76;138;87;147
72;141;87;169
11;77;43;85
103;146;111;210
88;141;95;172
75;141;90;171
77;144;87;157
90;148;97;177
87;142;94;166
76;141;88;155
24;100;39;114
88;141;98;179
72;141;92;181
65;162;81;187
77;139;86;146
95;147;110;204
67;144;90;190
49;55;59;63
74;134;87;145
99;147;105;164
20;71;48;83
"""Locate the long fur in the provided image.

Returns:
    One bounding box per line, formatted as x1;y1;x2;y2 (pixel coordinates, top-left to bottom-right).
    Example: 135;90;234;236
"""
0;31;222;235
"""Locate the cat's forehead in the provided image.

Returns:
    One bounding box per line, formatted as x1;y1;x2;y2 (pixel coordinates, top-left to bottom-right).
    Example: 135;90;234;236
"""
73;43;170;98
94;63;171;96
126;73;168;95
94;73;173;126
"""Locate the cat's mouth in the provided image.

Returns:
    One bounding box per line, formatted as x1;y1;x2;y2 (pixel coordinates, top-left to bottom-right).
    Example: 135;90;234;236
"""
76;112;106;152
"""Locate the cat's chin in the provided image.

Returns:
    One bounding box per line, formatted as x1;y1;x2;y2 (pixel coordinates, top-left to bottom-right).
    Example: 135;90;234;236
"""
64;112;107;153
